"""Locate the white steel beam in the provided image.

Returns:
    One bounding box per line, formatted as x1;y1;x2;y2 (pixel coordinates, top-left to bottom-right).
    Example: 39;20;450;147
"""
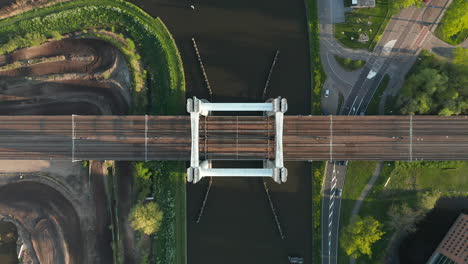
186;96;288;183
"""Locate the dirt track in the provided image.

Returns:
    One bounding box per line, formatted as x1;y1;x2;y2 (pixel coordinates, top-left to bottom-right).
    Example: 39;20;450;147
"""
0;38;130;115
0;36;132;263
0;182;83;264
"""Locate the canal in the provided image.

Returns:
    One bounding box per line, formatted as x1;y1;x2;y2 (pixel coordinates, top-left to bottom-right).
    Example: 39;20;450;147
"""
127;0;312;263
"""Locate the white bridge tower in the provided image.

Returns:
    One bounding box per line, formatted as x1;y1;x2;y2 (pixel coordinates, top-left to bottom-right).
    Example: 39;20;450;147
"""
186;97;288;183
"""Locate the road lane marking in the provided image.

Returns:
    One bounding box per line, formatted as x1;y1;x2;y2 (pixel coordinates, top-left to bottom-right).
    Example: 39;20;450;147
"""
72;114;76;162
145;115;148;162
330;115;333;161
410;115;413;161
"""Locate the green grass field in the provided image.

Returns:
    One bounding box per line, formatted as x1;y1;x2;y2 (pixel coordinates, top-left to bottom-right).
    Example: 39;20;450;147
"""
387;161;468;192
345;161;468;263
335;0;393;50
338;161;378;264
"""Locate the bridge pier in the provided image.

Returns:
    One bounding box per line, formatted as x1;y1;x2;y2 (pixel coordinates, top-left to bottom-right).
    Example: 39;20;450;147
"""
186;97;288;183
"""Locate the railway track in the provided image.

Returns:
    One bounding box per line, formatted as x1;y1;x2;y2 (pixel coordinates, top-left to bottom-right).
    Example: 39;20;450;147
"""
0;115;466;161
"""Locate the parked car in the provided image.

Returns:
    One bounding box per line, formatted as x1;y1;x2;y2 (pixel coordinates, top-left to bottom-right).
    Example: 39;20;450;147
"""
334;188;343;197
324;89;330;98
288;256;304;264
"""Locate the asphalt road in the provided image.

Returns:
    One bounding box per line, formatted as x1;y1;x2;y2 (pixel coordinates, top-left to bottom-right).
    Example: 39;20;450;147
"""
321;161;347;264
0;115;467;161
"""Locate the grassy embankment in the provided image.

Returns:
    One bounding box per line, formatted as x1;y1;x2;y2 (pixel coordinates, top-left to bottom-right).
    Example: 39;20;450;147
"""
305;0;326;115
337;161;378;264
0;1;186;263
305;0;327;262
335;0;395;50
334;55;366;71
434;0;468;45
366;74;390;114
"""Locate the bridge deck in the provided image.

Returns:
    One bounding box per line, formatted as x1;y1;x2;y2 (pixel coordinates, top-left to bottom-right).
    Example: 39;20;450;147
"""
0;115;466;161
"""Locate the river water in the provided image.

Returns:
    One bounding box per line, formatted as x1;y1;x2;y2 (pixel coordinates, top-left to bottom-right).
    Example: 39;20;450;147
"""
127;0;312;263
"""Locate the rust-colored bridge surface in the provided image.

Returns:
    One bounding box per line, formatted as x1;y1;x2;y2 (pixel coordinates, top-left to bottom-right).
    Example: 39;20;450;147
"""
0;115;467;161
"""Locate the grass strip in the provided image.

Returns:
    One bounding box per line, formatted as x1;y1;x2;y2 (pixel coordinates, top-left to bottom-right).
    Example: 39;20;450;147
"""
334;55;366;71
305;0;326;115
134;161;186;264
311;161;325;263
305;0;326;261
366;74;390;114
337;161;378;264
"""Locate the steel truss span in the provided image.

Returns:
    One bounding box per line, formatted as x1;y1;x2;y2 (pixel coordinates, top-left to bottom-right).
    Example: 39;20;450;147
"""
0;115;466;161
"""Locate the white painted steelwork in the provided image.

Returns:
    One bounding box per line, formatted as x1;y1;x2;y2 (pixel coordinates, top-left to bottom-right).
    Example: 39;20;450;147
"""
186;97;288;183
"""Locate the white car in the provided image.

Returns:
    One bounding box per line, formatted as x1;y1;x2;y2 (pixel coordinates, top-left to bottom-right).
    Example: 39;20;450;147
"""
324;89;330;98
288;256;304;264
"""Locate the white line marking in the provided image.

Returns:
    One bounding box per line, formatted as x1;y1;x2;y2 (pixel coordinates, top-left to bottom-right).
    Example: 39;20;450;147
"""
72;114;76;162
330;115;333;161
410;115;413;161
145;115;148;162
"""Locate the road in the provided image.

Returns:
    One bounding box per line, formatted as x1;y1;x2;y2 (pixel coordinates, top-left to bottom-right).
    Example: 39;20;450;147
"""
321;161;347;264
0;115;466;160
318;1;454;262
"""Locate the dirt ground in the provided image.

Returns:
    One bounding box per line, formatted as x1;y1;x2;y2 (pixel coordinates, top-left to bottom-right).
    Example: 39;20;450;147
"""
0;36;132;263
0;182;83;264
128;0;312;263
0;38;130;115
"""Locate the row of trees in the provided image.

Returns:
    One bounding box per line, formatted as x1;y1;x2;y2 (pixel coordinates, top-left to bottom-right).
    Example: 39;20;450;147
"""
396;49;468;115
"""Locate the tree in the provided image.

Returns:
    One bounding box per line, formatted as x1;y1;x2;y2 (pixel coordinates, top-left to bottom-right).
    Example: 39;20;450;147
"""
340;216;385;259
130;201;163;235
417;191;441;212
387;203;423;235
453;47;468;67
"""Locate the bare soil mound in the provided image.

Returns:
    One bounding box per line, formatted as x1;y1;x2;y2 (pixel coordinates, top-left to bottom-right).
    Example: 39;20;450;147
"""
0;38;131;115
0;36;132;263
0;182;83;264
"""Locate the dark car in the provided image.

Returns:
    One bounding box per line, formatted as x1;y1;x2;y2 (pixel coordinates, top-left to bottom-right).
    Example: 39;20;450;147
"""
288;256;304;264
